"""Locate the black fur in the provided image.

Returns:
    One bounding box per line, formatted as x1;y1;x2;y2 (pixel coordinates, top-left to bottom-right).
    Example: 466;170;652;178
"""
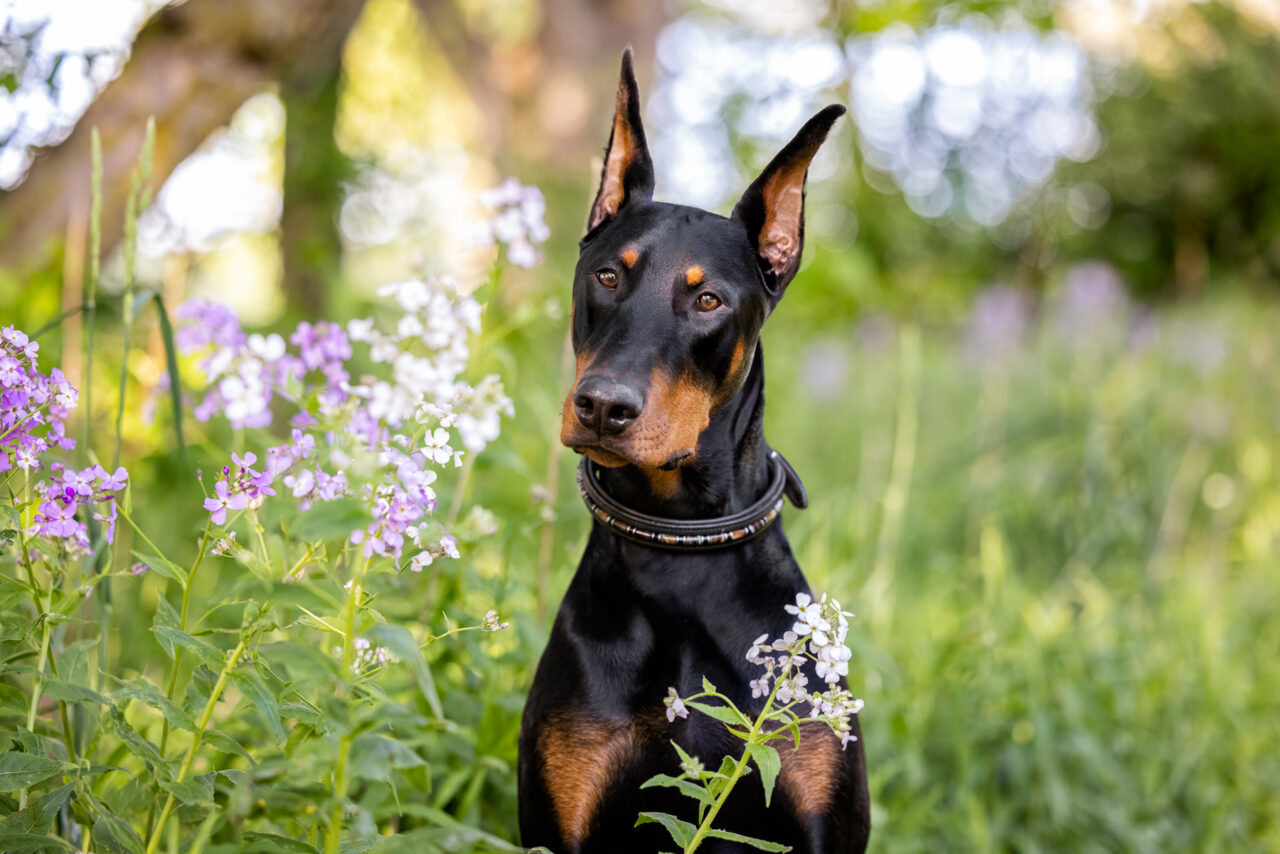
518;49;867;853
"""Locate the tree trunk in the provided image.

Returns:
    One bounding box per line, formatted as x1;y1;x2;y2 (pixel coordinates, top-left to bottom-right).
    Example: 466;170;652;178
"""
0;0;365;271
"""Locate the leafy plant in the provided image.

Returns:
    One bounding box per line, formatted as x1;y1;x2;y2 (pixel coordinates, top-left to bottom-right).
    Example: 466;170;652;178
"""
639;593;865;853
0;132;544;852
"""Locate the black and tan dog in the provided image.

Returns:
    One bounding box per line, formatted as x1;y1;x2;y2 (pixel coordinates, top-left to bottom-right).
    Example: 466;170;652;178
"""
519;48;869;852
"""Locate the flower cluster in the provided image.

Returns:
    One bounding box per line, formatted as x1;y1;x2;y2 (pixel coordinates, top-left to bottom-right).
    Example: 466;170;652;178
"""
26;463;128;555
0;325;76;473
481;609;510;632
745;592;864;748
332;637;397;674
667;592;865;750
470;178;550;268
180;267;514;569
1;325;127;556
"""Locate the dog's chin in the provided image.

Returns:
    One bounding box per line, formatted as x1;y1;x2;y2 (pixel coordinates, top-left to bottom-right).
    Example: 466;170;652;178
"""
567;441;693;471
576;445;630;468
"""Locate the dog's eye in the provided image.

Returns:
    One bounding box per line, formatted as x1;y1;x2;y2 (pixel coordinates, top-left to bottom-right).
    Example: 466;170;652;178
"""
695;293;722;311
595;269;619;288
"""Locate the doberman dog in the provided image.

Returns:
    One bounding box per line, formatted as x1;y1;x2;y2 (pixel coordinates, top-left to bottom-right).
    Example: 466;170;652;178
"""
519;48;869;852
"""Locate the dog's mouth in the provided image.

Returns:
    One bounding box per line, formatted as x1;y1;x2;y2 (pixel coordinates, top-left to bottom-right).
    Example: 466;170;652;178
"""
568;441;693;471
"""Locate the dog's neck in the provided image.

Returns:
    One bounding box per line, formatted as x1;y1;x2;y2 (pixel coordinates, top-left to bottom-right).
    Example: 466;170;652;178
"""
591;342;773;520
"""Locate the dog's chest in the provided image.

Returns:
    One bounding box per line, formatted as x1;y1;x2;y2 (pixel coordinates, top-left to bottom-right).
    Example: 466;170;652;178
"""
534;704;741;848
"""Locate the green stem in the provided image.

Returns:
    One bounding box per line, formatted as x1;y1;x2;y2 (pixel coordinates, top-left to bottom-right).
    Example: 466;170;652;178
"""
326;557;367;854
447;452;475;527
84;127;101;457
146;522;213;839
116;505;176;568
865;323;921;619
144;637;248;854
14;495;82;825
684;676;784;852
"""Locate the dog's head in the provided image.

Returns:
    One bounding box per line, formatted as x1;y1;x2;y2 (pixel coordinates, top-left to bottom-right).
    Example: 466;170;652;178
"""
561;47;844;472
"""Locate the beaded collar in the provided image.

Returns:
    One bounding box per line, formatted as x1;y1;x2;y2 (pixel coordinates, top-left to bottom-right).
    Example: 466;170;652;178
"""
576;450;805;550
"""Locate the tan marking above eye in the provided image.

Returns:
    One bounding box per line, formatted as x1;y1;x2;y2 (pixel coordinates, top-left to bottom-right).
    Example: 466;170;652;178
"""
685;265;704;286
621;248;639;268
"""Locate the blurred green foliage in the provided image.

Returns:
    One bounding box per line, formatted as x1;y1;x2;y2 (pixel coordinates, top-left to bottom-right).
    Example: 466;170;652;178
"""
1062;2;1280;296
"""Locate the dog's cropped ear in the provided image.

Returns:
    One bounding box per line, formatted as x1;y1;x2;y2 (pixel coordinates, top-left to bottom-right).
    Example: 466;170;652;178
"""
585;46;655;235
732;104;845;297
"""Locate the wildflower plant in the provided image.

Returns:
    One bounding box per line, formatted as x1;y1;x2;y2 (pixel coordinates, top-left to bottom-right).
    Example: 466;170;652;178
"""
640;592;865;853
0;169;533;854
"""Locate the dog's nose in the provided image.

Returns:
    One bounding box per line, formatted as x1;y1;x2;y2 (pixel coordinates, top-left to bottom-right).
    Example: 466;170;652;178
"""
574;377;643;436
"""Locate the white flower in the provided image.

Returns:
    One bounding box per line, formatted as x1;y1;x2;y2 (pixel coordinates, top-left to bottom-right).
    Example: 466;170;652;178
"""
247;333;286;361
219;374;268;424
347;317;374;342
482;609;510;631
786;591;832;647
379;279;432;313
749;676;770;699
422;428;452;465
771;630;800;652
664;687;689;722
745;633;770;663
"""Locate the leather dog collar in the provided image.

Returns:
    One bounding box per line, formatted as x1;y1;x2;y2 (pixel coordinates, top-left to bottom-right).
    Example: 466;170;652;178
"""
576;451;806;549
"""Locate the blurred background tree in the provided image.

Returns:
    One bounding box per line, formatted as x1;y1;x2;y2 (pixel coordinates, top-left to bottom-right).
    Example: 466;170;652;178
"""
2;0;1277;322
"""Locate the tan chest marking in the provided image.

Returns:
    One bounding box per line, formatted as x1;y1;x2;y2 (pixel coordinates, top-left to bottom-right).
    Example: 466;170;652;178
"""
777;721;843;817
539;716;638;846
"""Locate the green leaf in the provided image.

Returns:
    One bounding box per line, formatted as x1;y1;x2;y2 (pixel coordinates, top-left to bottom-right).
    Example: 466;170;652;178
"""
151;627;225;668
110;677;196;732
701;675;717;694
367;624;442;718
42;679;106;705
14;729;68;764
686;700;751;729
746;742;782;808
665;737;696;773
292;498;370;543
240;831;319;853
204;730;252;762
0;617;36;643
85;791;145;854
157;775;214;806
104;706;168;770
705;828;792;851
151;597;180;659
0;782;74;835
151;292;187;460
639;773;715;807
635;812;696;847
0;833;75;852
131;549;186;585
0;753;68;792
349;732;426;784
230;669;286;743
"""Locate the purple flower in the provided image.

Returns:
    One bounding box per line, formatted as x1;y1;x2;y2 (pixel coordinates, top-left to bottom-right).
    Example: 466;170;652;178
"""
203;480;248;525
62;467;97;496
231;451;260;476
285;468;315;498
93;502;119;545
95;466;129;492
